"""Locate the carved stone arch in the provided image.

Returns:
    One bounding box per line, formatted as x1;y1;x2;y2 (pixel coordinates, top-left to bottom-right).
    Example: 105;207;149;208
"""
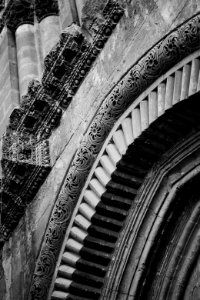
29;13;200;300
102;130;200;299
49;69;200;299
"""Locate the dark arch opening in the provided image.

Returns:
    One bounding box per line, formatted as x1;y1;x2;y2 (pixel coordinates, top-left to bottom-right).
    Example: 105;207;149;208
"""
136;173;200;299
56;92;200;299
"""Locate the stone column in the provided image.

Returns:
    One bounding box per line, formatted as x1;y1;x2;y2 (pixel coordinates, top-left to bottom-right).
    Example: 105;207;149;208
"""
75;0;87;25
15;24;39;97
59;0;79;30
36;0;61;58
39;16;61;58
6;0;39;99
0;28;20;136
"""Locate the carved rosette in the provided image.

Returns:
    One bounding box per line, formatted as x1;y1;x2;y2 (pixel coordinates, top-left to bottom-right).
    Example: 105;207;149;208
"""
35;0;59;23
29;13;200;300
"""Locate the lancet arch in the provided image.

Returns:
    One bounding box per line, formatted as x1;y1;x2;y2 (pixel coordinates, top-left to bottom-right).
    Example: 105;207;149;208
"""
29;13;200;300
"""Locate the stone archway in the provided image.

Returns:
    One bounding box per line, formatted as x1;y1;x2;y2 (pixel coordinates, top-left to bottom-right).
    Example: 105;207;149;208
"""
50;52;200;298
29;13;200;300
103;130;200;300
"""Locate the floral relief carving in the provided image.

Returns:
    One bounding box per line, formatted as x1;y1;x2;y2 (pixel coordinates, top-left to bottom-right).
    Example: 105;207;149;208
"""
0;0;124;251
29;13;200;300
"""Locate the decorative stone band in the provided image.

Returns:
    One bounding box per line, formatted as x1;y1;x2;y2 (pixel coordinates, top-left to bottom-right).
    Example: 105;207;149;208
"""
29;14;200;300
50;49;200;299
0;136;51;242
0;0;123;246
7;1;124;140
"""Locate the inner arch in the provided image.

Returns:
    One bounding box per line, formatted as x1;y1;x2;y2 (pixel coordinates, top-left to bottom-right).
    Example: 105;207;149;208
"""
110;132;200;300
51;90;200;299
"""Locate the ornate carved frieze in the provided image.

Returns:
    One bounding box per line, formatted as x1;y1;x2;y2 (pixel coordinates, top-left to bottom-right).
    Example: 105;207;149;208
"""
29;13;200;300
9;80;62;140
0;0;123;245
42;24;91;103
0;133;50;241
35;0;59;23
41;0;124;107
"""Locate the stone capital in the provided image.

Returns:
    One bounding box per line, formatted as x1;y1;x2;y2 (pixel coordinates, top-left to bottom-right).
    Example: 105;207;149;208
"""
35;0;59;23
5;0;34;32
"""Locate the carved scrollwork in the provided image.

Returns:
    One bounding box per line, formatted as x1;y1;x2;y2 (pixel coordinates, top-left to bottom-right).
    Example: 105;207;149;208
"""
0;132;51;241
29;13;200;299
0;0;123;293
41;1;124;105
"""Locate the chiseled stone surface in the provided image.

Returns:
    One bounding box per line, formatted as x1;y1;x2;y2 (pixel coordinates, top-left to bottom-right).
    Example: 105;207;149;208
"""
1;210;35;300
0;0;200;299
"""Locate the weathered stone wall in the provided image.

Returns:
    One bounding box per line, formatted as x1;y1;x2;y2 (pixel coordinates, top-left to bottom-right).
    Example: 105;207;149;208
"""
0;0;200;299
0;210;35;300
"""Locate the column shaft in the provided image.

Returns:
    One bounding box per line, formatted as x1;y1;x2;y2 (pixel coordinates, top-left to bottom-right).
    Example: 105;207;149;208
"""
39;16;61;58
15;24;39;98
